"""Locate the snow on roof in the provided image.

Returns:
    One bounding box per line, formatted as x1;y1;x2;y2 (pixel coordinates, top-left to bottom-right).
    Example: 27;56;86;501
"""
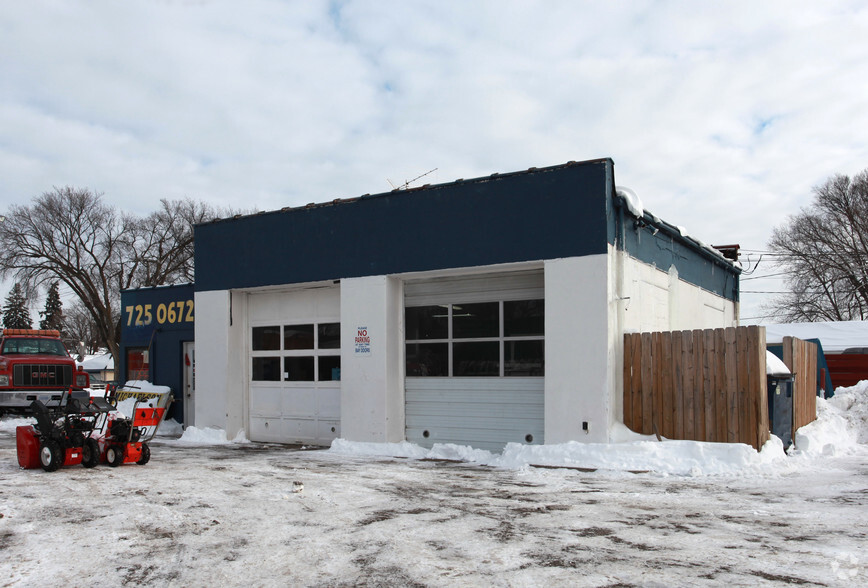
764;321;868;353
78;352;114;371
614;186;735;270
615;186;644;218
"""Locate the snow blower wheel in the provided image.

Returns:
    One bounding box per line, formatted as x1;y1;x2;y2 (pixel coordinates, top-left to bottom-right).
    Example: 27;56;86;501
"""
137;443;151;465
40;440;62;472
106;445;124;467
82;438;100;468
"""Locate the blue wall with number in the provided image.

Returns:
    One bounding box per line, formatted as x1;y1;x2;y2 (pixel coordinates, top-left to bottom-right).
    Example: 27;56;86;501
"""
120;283;194;422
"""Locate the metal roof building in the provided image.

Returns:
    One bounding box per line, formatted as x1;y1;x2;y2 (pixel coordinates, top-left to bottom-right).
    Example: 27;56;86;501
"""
191;158;740;450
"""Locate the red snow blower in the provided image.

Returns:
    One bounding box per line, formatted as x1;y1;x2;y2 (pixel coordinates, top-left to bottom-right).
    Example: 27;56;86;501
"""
16;389;112;471
16;387;168;471
98;401;166;466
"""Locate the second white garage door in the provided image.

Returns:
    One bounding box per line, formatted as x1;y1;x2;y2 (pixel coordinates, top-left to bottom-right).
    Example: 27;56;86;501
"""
404;271;545;452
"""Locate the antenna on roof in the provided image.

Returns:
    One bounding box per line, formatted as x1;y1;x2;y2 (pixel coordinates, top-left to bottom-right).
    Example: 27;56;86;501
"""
387;168;438;191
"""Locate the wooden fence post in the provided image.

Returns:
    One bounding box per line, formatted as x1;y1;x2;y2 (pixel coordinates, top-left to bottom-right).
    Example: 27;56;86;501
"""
682;330;695;440
641;332;653;435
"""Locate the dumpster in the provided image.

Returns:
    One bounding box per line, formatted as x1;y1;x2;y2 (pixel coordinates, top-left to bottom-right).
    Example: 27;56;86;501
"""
767;375;794;447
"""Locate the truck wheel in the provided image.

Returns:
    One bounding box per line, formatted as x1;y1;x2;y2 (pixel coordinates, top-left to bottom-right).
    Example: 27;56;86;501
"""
106;445;124;467
137;443;151;465
40;440;62;472
82;438;100;468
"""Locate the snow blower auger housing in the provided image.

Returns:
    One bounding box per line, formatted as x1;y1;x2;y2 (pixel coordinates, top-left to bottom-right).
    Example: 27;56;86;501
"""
16;389;113;471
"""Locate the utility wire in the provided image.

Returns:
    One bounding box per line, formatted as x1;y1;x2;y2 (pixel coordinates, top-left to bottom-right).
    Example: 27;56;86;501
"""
740;249;861;259
741;272;793;281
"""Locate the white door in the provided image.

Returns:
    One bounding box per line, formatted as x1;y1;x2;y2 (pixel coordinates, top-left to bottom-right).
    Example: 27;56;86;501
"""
247;286;341;445
183;342;195;428
404;271;545;452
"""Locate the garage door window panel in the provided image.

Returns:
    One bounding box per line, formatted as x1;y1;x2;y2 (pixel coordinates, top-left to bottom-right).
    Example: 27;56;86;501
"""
504;340;544;376
318;356;341;381
284;324;314;349
453;302;498;339
317;323;341;349
453;341;499;376
406;298;544;378
504;300;544;336
284;356;315;381
406;343;448;377
406;306;448;340
252;357;281;381
252;326;281;350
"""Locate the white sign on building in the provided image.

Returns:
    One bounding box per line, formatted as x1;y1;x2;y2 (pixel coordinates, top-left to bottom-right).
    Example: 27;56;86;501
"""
354;326;371;355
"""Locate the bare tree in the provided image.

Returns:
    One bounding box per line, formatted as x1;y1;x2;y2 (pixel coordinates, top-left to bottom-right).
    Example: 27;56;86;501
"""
63;301;102;357
0;188;133;362
767;168;868;321
124;198;224;286
0;187;232;366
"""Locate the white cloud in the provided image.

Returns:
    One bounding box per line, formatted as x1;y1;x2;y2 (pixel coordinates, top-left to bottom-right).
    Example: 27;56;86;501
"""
1;0;867;319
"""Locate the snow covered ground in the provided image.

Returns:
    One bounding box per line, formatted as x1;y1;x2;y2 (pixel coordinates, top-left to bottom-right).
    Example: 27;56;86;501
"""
1;383;867;586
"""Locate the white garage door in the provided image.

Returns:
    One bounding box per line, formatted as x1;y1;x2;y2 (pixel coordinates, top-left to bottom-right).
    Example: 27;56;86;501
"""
247;286;341;445
404;271;545;452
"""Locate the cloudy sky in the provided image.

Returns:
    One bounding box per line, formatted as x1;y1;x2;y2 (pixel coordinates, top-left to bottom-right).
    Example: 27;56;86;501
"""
2;0;867;322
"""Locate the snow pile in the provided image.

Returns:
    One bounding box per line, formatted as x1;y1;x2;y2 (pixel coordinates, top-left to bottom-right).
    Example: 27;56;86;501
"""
826;380;868;443
329;439;499;463
329;384;868;475
156;418;184;437
0;417;32;435
495;435;786;476
330;424;790;476
793;380;868;455
174;425;250;445
329;439;430;459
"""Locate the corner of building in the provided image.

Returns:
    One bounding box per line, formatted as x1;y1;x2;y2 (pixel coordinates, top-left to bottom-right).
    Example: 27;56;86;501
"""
544;255;610;444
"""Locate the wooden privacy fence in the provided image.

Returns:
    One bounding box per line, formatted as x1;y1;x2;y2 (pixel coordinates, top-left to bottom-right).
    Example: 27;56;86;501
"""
623;326;769;450
779;336;817;434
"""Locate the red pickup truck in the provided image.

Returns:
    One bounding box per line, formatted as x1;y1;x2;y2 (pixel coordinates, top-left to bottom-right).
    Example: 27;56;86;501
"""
0;328;90;414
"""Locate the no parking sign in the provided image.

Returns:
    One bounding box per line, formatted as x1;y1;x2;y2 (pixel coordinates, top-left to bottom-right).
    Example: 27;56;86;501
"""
354;326;371;355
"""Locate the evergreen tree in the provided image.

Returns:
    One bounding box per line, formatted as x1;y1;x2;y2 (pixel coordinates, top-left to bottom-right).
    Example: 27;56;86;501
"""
2;283;33;329
39;281;64;331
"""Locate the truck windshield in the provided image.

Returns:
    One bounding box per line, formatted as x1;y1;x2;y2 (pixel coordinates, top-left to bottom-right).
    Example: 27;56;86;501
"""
1;338;69;356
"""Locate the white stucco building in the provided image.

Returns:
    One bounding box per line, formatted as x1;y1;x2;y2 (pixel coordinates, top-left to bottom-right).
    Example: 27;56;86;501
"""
192;159;740;450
